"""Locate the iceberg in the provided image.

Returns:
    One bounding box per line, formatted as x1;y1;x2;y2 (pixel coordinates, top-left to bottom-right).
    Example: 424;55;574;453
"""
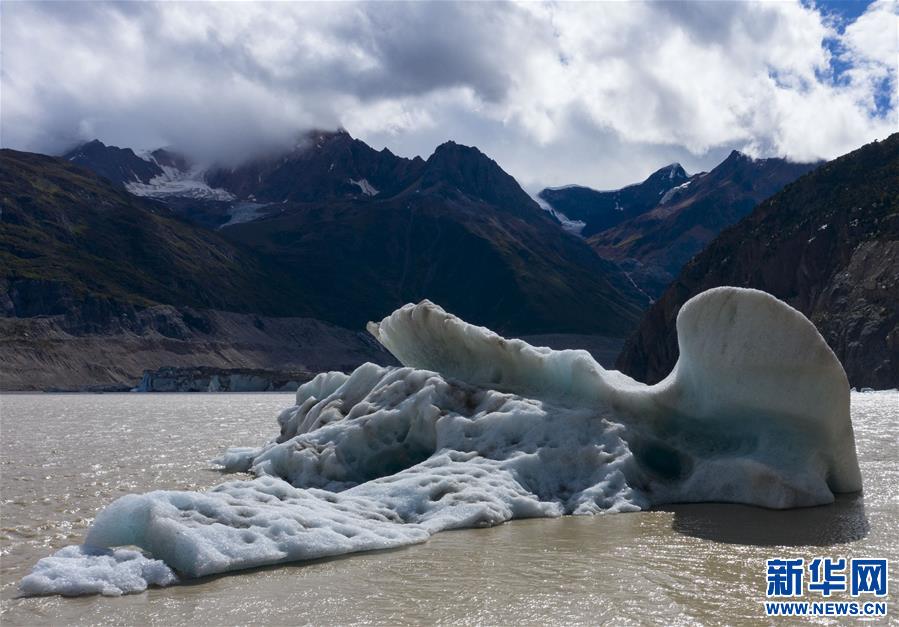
20;287;862;596
18;546;177;597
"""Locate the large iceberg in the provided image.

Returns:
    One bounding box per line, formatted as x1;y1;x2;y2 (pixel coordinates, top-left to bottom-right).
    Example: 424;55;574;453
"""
20;287;862;596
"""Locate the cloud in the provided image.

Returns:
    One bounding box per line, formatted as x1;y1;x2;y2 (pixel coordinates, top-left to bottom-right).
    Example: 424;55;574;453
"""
1;0;895;187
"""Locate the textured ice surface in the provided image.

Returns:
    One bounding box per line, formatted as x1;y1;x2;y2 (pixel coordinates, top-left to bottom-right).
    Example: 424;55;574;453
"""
18;546;177;597
20;287;862;596
83;477;430;578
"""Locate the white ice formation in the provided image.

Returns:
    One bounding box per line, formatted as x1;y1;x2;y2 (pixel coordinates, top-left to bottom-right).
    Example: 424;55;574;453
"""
20;287;861;596
18;546;177;597
125;164;236;201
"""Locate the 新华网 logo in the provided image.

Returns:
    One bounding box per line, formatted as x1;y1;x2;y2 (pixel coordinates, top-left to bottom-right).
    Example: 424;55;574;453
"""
764;557;888;618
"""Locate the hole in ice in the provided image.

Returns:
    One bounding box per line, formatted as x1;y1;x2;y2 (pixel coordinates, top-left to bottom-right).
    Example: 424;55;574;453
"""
632;440;693;481
355;443;434;483
429;485;460;501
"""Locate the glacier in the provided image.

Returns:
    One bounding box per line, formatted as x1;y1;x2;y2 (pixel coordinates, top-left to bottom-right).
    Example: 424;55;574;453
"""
19;287;862;596
124;162;236;201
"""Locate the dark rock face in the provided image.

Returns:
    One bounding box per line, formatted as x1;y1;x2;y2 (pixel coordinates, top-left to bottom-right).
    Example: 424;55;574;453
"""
4;279;77;317
588;152;819;297
63;139;164;186
206;129;426;203
418;142;547;220
539;163;689;237
150;148;191;171
617;134;899;390
220;138;646;336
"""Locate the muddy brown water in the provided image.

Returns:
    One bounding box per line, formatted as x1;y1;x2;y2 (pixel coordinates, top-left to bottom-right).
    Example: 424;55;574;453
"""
1;391;896;625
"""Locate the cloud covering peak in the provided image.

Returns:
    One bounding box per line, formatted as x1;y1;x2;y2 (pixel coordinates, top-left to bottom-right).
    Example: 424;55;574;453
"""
1;0;896;188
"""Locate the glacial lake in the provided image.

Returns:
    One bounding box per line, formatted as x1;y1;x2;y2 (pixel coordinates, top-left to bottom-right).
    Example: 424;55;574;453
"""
1;391;896;625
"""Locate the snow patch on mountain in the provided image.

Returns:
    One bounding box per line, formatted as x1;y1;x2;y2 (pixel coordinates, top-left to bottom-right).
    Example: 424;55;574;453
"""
126;163;235;201
349;178;379;196
534;195;586;235
218;202;269;229
659;180;692;204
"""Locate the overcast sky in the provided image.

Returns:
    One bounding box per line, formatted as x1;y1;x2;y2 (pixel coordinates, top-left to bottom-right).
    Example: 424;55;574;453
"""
1;0;896;190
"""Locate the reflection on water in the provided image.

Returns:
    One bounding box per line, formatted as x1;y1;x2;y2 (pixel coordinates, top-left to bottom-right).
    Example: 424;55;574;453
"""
0;391;896;626
665;493;869;546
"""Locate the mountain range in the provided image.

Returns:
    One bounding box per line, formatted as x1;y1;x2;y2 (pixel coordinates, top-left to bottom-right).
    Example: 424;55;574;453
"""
4;129;894;390
1;149;306;316
3;131;648;389
616;134;899;389
60;130;646;335
539;153;819;297
539;163;691;237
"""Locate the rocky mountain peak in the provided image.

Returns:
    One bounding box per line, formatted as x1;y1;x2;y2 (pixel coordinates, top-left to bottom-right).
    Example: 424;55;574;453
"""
418;141;542;217
648;162;689;184
150;148;191;172
616;133;899;389
63;139;163;186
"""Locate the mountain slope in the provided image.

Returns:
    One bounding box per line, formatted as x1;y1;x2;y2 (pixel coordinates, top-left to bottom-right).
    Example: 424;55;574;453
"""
0;149;394;390
206;129;426;203
8;136;647;336
616;134;899;389
539;163;689;237
587;153;819;297
416;141;549;219
539;153;818;298
63;131;427;229
0;306;393;391
63;139;164;186
0;149;308;316
223;140;646;335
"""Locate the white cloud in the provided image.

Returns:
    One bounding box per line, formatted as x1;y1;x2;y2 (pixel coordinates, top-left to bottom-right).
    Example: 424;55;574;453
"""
839;0;898;115
1;0;895;188
843;0;897;67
